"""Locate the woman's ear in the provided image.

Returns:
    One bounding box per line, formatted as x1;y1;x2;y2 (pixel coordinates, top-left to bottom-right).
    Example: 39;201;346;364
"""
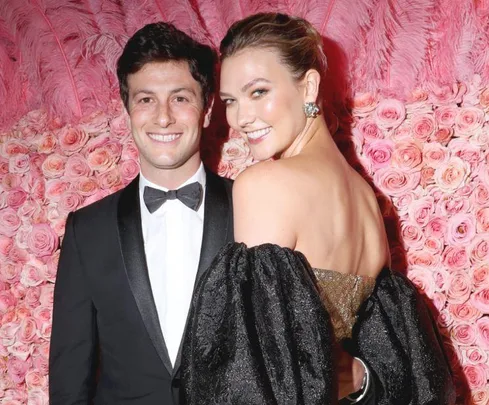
302;69;321;103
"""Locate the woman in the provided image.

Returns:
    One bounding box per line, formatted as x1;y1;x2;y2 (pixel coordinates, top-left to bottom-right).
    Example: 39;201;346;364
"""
181;13;455;405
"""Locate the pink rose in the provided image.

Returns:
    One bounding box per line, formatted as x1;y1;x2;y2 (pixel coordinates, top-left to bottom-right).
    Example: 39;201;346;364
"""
6;357;30;384
407;250;439;268
434;157;470;192
0;208;21;237
58;126;89;154
480;87;489;107
20;263;45;287
217;160;241;179
449;138;483;170
448;302;482;323
428;82;466;105
1;321;20;346
475;316;489;350
0;290;15;313
463;364;489;388
58;190;84;213
45;179;70;202
16;316;38;344
27;388;49;405
455;182;474;197
0;235;13;258
120;159;139;184
408;88;429;102
472;265;489;289
75;177;99;196
392;192;416;214
31;354;48;377
33;305;52;329
463;346;488;365
39;283;54;307
445;213;476;246
45;251;59;283
29;179;45;202
8;245;29;264
451;322;477;345
407;266;434;298
470;234;489;264
110;113;131;140
6;188;27;210
0;157;8;175
41;153;67;178
455;107;484;136
65;153;91;178
105;140;123;159
435;105;458;127
437;194;470;216
424;237;444;255
25;370;47;389
352;92;378;116
411;114;436;141
422;143;450;168
443;246;469;272
374;99;405;130
432;292;446;312
37;133;57;154
363;140;393;169
407;196;434;226
7;341;33;361
430;127;453;145
121;140;139;161
222;138;251;166
2;173;22;191
79;110;109;135
470;125;489;147
24;286;40;308
27;223;59;259
471;184;489;207
0;262;21;284
471;388;489;404
8;154;30;174
355;120;385;141
420;166;435;187
87;146;118;172
446;269;471;303
471;288;489;314
3;139;29;156
476;207;489;232
391;141;422;171
374;167;421;197
392;124;412;142
401;222;425;249
97;167;122;190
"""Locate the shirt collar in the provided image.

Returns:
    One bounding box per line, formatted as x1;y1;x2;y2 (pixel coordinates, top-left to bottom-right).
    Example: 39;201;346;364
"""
139;162;206;195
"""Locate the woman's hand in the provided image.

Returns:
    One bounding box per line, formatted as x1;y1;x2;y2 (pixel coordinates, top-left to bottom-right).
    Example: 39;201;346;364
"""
337;348;366;399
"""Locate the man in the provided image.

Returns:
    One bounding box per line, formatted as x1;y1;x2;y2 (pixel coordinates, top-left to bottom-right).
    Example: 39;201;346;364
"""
49;22;233;404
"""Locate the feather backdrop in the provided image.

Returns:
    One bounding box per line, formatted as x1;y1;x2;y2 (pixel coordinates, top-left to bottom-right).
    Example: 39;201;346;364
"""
1;1;489;404
1;0;489;128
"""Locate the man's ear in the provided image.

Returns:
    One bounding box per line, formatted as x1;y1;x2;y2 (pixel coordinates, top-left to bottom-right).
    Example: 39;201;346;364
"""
203;97;215;128
302;69;321;103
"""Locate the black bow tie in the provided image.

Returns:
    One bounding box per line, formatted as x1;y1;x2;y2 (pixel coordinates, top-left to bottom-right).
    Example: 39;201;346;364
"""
143;182;203;213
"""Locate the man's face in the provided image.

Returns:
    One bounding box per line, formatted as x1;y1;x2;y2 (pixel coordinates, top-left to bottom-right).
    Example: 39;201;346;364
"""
127;61;212;183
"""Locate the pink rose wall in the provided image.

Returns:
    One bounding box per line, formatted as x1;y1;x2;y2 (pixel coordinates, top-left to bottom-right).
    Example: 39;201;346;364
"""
0;0;489;403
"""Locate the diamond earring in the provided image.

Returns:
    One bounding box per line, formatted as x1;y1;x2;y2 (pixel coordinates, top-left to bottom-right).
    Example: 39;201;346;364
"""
303;102;320;118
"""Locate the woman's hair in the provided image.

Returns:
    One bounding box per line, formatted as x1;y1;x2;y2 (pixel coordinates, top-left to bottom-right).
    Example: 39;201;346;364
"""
220;13;327;81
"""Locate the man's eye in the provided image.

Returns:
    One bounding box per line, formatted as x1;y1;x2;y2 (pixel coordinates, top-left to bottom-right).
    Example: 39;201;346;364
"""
175;96;189;103
139;97;152;103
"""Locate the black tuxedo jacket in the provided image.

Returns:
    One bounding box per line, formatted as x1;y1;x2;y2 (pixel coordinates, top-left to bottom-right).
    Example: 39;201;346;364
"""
49;169;233;405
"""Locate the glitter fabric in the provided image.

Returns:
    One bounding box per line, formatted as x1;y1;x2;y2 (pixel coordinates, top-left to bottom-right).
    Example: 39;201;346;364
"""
181;243;455;405
313;268;375;341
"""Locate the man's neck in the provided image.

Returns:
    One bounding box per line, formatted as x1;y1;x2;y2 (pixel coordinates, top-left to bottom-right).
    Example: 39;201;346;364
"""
141;161;202;190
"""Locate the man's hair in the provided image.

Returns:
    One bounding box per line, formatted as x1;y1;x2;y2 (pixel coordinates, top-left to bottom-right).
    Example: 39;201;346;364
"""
117;22;216;109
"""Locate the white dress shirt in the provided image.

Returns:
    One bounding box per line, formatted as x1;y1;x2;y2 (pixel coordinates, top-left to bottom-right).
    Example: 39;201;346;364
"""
139;164;206;366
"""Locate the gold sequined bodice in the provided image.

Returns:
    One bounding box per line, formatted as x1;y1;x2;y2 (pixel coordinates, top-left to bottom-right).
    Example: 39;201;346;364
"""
313;268;376;341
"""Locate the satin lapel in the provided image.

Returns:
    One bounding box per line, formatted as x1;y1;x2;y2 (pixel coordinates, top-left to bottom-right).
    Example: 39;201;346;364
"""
172;169;233;376
117;176;173;375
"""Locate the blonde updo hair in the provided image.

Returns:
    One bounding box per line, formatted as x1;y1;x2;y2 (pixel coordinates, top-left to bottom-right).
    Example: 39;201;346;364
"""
220;13;327;81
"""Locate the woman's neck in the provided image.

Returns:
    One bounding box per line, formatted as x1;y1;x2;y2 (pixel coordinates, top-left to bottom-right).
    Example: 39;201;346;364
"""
280;116;331;159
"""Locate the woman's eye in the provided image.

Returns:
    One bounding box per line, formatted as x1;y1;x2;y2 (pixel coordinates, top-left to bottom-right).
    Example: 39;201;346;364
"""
222;98;235;106
252;88;268;98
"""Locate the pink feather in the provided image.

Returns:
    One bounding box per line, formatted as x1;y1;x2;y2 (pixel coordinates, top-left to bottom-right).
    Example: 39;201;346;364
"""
3;0;112;125
0;16;29;130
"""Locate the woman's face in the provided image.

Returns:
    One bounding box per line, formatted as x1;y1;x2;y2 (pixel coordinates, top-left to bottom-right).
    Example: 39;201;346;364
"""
220;47;307;161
